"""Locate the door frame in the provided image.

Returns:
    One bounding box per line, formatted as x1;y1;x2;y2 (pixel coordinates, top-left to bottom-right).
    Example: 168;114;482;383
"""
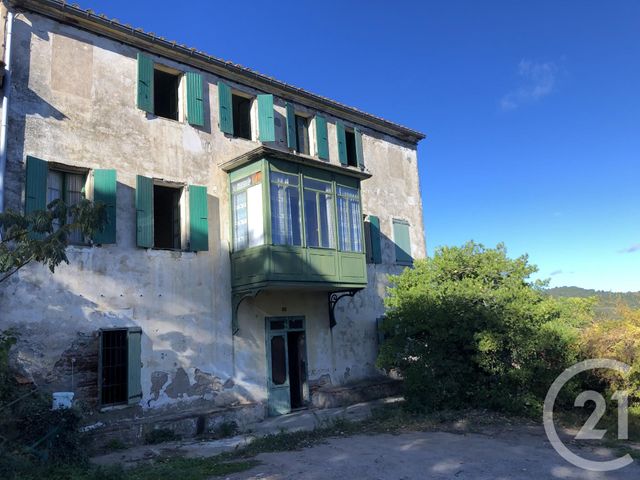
265;316;308;416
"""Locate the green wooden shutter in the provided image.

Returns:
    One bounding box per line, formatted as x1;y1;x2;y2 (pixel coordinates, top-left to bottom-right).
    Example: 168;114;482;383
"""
136;175;153;248
258;94;275;142
393;219;412;265
369;215;382;264
218;81;233;134
93;169;117;244
316;115;329;160
285;102;297;150
355;128;364;169
189;185;208;251
24;156;48;214
186;71;204;127
127;327;142;405
336;121;347;165
136;52;154;113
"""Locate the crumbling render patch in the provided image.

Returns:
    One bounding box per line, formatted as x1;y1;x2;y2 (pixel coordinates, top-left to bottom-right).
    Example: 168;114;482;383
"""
162;367;226;400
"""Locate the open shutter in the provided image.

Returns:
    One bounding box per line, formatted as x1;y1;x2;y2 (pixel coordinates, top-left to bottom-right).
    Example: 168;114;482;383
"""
258;94;275;142
285;102;297;150
369;215;382;264
127;327;142;405
189;185;208;251
24;156;48;214
93;169;117;244
136;53;154;113
336;121;347;165
393;219;412;265
355;128;364;169
218;81;233;134
315;115;329;160
186;71;204;127
136;175;153;248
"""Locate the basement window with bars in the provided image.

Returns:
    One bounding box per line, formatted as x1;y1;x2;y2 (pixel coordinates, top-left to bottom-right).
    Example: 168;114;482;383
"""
99;328;142;407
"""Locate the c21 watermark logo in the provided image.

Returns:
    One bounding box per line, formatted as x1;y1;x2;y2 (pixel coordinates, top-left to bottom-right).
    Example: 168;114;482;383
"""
543;359;633;472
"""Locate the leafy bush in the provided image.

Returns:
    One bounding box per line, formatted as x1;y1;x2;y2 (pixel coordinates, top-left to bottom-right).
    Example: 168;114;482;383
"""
145;428;180;445
377;242;585;415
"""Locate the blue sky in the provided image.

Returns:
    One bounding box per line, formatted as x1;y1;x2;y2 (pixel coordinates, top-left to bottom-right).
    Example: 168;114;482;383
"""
77;0;640;291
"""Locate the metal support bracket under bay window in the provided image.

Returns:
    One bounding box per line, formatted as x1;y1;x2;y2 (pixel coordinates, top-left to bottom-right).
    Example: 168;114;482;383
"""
328;289;361;329
232;288;262;335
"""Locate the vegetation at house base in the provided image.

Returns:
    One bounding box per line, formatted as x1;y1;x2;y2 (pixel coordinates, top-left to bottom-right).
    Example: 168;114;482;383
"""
377;241;592;415
0;198;107;283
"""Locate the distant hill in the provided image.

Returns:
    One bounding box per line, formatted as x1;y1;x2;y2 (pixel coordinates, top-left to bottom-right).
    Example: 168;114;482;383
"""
545;286;640;318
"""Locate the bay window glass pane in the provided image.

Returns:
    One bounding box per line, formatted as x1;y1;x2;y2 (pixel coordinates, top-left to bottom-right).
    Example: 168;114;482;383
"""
304;176;335;248
337;185;363;252
270;171;301;246
232;173;264;251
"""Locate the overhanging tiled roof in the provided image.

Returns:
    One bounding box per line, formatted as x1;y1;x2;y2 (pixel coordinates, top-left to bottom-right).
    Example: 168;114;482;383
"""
11;0;426;144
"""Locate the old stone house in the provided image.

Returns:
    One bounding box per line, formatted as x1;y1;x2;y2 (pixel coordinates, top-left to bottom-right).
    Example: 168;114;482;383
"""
0;0;425;440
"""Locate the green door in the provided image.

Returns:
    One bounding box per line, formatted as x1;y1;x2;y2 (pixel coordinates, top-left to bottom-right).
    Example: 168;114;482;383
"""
266;316;308;416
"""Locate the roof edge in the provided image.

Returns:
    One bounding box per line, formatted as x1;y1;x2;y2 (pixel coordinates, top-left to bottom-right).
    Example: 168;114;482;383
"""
11;0;426;144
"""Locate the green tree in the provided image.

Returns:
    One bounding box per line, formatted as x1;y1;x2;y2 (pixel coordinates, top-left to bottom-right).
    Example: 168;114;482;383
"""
377;241;586;415
0;199;106;283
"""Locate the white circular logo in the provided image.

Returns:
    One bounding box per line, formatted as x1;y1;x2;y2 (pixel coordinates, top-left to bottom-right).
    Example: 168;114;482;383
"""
543;358;633;472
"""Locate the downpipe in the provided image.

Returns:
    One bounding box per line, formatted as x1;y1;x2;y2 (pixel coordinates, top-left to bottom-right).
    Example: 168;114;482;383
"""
0;7;13;215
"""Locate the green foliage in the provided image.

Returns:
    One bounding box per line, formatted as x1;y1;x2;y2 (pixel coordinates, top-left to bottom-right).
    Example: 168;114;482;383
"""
0;198;107;282
546;286;640;317
377;241;584;415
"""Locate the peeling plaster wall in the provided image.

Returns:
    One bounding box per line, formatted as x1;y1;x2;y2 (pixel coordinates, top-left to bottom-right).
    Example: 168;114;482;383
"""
0;12;426;417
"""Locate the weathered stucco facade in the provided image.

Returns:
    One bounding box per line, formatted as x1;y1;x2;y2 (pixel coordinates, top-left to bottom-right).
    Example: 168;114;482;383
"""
0;0;425;440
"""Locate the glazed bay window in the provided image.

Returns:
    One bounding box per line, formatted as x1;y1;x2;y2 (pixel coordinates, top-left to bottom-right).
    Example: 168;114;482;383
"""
232;172;264;250
303;178;335;248
270;172;302;246
336;185;363;252
225;150;368;291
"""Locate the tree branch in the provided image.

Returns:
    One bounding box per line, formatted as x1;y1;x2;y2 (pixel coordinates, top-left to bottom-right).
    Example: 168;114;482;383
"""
0;256;35;284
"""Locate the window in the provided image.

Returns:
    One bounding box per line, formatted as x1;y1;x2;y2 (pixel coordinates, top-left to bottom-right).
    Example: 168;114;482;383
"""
232;172;264;250
393;218;412;265
153;185;182;249
336;185;363;252
99;328;142;406
345;129;357;167
47;168;87;244
232;94;252;140
153;68;180;121
270;171;302;246
303;178;335;248
295;115;310;155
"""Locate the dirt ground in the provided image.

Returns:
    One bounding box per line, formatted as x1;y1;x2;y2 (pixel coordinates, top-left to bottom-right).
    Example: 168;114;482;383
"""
223;427;640;480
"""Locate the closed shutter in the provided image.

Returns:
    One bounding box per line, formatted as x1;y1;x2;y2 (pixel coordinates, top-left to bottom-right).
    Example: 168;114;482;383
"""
258;94;275;142
336;121;347;165
186;71;205;127
355;128;364;169
285;102;297;150
315;115;329;160
217;81;233;134
392;219;412;265
369;215;382;264
136;175;153;248
189;185;208;251
127;327;142;405
25;156;48;214
93;169;117;244
136;52;154;113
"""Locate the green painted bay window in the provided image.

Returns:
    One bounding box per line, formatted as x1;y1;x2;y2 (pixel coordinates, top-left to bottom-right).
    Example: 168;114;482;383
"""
303;178;335;249
336;185;363;252
231;172;264;250
270;171;302;246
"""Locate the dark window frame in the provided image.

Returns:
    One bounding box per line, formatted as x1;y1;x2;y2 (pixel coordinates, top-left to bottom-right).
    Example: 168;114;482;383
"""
231;92;253;140
152;64;182;122
153;183;183;251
